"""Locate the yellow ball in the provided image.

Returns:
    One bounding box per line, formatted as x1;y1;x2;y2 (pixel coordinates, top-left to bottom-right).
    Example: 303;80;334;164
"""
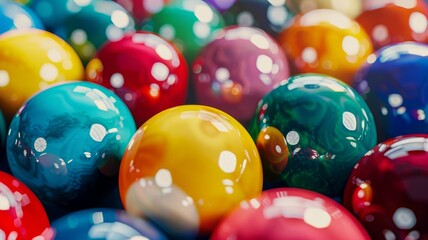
119;105;263;238
0;29;84;120
287;0;363;19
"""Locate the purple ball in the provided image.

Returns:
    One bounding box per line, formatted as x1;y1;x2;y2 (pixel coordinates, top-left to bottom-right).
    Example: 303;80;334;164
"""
203;0;236;12
192;26;290;124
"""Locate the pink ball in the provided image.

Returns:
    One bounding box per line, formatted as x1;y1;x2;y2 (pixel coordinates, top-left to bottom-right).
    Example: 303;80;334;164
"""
192;26;290;123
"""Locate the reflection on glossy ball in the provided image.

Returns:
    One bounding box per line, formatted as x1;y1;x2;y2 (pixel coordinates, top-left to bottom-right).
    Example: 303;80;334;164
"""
278;9;372;85
114;0;170;26
86;31;188;127
119;105;263;238
212;188;370;240
0;171;50;239
0;1;44;34
286;0;363;19
192;26;289;123
54;0;135;64
142;0;224;64
344;135;428;240
222;0;294;37
249;74;377;198
356;0;428;50
0;29;84;121
353;42;428;142
203;0;235;12
7;82;136;208
51;208;168;240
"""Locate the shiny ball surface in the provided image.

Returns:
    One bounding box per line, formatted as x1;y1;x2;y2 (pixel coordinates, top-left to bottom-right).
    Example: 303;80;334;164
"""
0;171;50;239
142;0;224;64
7;81;136;208
119;105;263;238
0;110;5;148
344;134;428;240
222;0;294;37
51;208;168;240
353;42;428;142
0;1;44;34
0;29;84;121
114;0;170;26
286;0;363;19
212;188;370;240
249;74;377;198
356;0;428;50
278;9;373;85
86;31;188;127
55;0;135;64
192;26;289;123
203;0;235;12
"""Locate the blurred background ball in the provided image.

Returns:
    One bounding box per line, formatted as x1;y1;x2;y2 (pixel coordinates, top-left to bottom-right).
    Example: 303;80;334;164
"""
114;0;170;27
203;0;235;12
119;105;263;239
0;0;44;34
286;0;363;19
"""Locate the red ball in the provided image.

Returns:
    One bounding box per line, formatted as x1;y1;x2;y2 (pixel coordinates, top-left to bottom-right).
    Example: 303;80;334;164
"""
344;134;428;239
357;0;428;50
86;31;188;126
0;171;50;239
114;0;170;26
211;188;370;240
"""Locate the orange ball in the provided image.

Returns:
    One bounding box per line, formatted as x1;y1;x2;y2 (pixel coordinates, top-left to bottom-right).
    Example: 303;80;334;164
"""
119;105;263;238
278;9;373;85
0;29;84;121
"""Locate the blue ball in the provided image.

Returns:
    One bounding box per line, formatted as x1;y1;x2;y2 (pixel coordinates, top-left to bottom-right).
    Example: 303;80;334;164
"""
0;1;44;34
6;81;136;208
353;42;428;142
51;208;168;240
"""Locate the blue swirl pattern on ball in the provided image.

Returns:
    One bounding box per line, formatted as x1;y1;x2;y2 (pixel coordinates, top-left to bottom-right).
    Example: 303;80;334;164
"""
353;42;428;142
6;81;136;208
51;208;168;240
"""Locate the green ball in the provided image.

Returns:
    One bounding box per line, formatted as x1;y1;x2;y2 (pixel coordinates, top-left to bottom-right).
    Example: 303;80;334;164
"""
142;0;224;64
249;74;377;199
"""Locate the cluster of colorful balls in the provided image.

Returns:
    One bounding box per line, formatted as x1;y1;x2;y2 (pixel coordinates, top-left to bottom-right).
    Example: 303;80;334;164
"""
1;0;428;239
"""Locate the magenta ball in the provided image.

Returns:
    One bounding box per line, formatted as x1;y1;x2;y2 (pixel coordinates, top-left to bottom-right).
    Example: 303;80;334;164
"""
192;26;290;123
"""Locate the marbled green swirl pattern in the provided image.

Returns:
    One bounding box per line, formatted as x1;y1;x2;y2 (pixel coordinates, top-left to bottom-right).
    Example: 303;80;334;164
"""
249;74;377;198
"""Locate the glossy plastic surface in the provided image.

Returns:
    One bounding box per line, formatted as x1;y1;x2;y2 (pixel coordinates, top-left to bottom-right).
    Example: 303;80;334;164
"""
212;188;370;240
286;0;363;18
86;31;188;127
344;134;428;240
192;26;289;124
278;9;373;85
0;111;5;148
0;1;44;34
353;42;428;142
0;171;50;240
0;29;84;121
357;0;428;50
114;0;170;26
119;105;263;239
7;81;136;208
249;74;377;198
203;0;235;12
142;0;225;64
51;208;168;240
222;0;294;36
54;0;135;64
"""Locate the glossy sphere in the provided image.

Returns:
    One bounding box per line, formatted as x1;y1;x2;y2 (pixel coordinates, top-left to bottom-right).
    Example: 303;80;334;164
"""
0;1;44;34
222;0;294;37
356;0;428;50
0;171;50;239
192;26;289;123
344;135;428;240
51;208;168;240
28;0;98;30
249;74;377;198
142;0;224;64
353;42;428;142
286;0;363;19
0;30;84;121
119;105;263;239
203;0;235;12
7;81;136;208
212;188;370;240
278;9;373;85
0;111;5;148
114;0;170;26
86;31;188;127
55;0;135;64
